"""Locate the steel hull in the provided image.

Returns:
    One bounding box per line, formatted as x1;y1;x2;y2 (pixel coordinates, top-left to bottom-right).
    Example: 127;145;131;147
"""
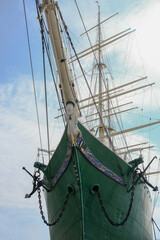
43;123;153;240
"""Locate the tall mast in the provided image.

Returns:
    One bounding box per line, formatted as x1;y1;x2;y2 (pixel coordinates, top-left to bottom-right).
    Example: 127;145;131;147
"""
98;5;104;140
42;0;78;113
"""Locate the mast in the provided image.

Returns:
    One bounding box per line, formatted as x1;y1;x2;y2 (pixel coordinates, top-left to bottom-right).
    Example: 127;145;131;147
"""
42;0;78;113
98;5;104;140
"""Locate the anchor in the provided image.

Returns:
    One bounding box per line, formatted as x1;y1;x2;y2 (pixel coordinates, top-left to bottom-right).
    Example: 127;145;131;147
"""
23;167;48;198
141;174;158;191
128;156;158;192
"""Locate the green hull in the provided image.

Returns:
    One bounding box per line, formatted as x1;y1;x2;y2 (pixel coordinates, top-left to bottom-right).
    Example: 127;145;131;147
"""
42;123;153;240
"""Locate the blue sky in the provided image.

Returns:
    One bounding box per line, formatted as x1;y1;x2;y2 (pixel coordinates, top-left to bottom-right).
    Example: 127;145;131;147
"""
0;0;160;239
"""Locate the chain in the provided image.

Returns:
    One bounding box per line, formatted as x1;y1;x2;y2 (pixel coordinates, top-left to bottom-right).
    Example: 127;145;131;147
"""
96;171;136;226
73;160;80;185
118;166;127;188
37;187;72;226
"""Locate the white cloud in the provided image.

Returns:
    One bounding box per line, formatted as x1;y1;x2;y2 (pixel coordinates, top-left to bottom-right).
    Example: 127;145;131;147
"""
0;76;64;208
1;1;160;238
120;0;160;81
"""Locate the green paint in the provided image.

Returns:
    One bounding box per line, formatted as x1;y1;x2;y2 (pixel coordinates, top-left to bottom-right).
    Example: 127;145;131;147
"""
128;157;144;169
34;162;47;174
43;124;153;240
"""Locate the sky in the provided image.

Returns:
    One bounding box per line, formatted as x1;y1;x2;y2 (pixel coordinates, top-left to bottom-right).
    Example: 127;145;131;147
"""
0;0;160;239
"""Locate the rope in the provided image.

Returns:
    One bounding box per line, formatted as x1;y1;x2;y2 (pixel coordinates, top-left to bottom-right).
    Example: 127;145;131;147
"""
152;218;160;232
59;4;129;181
74;0;98;64
56;4;129;182
43;34;65;125
35;1;125;183
74;0;114;81
23;0;44;163
70;2;116;150
41;19;50;161
74;0;136;158
152;219;157;240
56;4;114;149
35;0;65;126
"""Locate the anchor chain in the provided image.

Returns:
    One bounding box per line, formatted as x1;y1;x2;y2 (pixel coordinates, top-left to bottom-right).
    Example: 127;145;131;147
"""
73;160;80;186
37;186;73;226
96;170;136;226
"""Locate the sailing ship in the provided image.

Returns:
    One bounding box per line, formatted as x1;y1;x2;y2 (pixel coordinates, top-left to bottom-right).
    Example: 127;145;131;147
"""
23;0;160;239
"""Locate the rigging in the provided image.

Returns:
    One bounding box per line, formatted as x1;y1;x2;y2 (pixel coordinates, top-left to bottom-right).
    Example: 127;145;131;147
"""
23;0;44;163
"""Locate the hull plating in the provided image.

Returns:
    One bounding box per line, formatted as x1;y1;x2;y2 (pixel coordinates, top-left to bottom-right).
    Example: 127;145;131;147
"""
43;124;153;240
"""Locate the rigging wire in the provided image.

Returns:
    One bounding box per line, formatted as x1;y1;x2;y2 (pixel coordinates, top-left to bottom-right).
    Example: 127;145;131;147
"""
100;25;142;155
119;32;134;85
62;2;114;149
73;0;150;159
44;33;65;125
152;159;160;217
74;0;98;63
23;0;44;163
54;10;80;113
74;0;114;81
135;33;146;77
68;27;87;51
152;219;157;240
73;1;132;154
66;35;83;103
35;0;65;126
99;65;131;156
41;21;50;161
66;6;132;176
